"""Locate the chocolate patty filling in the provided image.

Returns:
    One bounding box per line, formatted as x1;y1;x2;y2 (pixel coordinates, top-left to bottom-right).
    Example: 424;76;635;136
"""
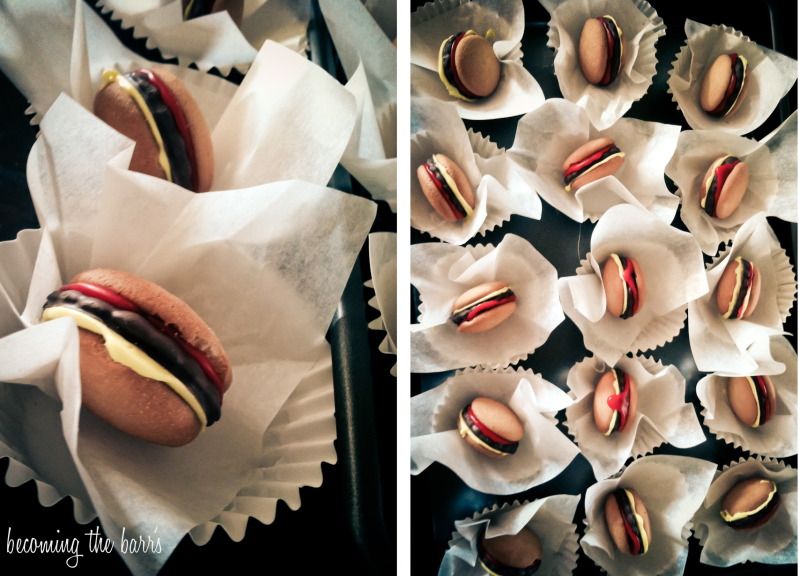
614;489;645;555
478;529;541;576
600;17;622;85
563;145;621;186
127;72;193;189
423;158;469;219
703;156;740;217
451;288;516;326
727;492;780;529
184;0;215;20
44;289;221;424
729;259;755;319
460;406;518;455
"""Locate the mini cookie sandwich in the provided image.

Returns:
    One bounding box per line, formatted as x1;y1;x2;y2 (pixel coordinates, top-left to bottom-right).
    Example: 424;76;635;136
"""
562;137;625;192
41;269;232;446
94;67;213;192
458;397;524;459
593;368;638;437
478;526;543;576
182;0;243;23
450;281;517;334
720;477;780;530
604;488;651;556
727;375;777;428
699;155;750;219
579;15;624;86
438;30;501;101
601;253;644;319
715;257;761;320
417;153;475;222
700;53;748;117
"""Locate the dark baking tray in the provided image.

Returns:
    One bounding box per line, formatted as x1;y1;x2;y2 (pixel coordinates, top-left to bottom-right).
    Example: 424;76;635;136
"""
411;1;797;574
0;1;395;573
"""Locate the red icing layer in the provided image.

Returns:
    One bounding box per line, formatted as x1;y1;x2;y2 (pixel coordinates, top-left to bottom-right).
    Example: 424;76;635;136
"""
606;371;631;432
564;145;615;180
466;404;515;446
600;18;616;85
711;54;740;115
59;282;225;399
423;162;462;220
621;511;642;555
620;257;640;315
464;295;517;323
137;69;199;191
714;159;738;195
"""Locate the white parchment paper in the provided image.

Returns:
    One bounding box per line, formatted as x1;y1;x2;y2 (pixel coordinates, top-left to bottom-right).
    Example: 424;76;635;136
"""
97;0;310;74
687;215;796;374
693;457;797;567
565;355;705;480
0;94;375;575
666;112;798;254
508;98;681;223
412;235;564;371
367;232;397;377
697;336;797;458
412;97;541;244
540;0;666;130
411;368;578;494
667;19;798;135
558;204;709;366
439;496;581;576
581;455;717;576
411;0;544;120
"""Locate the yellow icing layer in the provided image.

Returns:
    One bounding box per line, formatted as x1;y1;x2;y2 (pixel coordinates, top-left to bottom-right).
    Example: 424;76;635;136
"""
101;69;174;183
432;154;474;218
723;257;751;320
700;155;728;210
720;480;777;522
437;30;484;102
452;286;511;316
183;0;196;19
42;306;206;428
564;151;625;192
478;559;505;576
604;371;620;437
745;375;762;428
624;489;649;554
723;54;748;118
457;412;508;457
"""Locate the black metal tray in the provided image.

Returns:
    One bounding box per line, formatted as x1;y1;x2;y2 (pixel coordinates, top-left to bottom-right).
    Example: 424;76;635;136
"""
411;0;797;574
0;1;395;573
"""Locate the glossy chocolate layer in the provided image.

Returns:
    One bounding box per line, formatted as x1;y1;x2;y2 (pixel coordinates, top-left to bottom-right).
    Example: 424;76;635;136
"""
729;258;755;319
563;145;621;186
184;0;215;20
751;376;772;426
478;530;541;576
126;71;193;189
727;492;780;529
599;16;621;85
441;32;479;99
614;489;645;555
45;289;221;424
460;405;519;455
711;54;746;116
423;158;469;219
451;287;517;326
703;156;740;217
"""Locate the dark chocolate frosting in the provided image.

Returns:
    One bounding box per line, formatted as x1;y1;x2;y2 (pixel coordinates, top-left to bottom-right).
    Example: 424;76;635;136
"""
703;156;740;217
126;71;193;190
729;259;755;319
563;145;621;186
450;288;516;326
461;406;518;455
184;0;216;20
600;17;622;85
752;376;772;426
424;158;469;218
44;289;221;424
614;489;645;555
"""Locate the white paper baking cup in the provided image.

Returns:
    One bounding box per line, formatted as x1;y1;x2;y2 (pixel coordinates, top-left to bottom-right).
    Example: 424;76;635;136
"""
366;232;397;377
439;496;581;576
539;0;666;130
411;235;564;372
696;336;797;458
665;112;798;254
564;355;705;480
687;214;797;374
411;0;545;120
97;0;310;75
693;456;797;567
508;98;681;223
581;455;717;576
667;19;799;135
411;367;578;494
558;204;709;366
411;96;541;244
